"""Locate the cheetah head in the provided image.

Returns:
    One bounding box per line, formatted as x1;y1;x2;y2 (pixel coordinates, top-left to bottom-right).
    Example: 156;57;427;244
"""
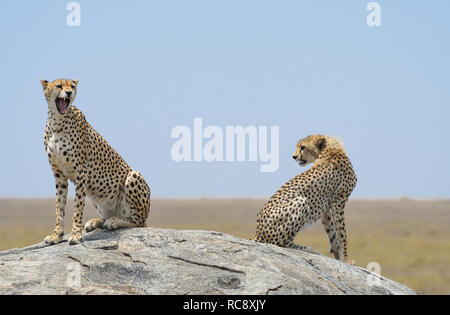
292;135;326;166
40;78;79;115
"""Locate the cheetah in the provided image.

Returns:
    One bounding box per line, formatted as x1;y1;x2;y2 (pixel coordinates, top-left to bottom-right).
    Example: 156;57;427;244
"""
254;134;356;264
40;78;151;245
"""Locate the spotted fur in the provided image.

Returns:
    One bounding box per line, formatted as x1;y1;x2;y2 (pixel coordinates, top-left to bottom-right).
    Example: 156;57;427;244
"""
41;78;151;245
254;134;356;264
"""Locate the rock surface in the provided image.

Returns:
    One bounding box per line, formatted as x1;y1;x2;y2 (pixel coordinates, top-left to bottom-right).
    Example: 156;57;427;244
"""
0;228;417;295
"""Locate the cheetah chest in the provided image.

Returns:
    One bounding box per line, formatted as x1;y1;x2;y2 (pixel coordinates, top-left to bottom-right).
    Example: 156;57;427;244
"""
46;133;76;181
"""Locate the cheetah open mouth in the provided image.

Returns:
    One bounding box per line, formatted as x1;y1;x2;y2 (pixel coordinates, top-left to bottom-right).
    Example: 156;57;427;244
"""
56;97;71;114
299;159;307;166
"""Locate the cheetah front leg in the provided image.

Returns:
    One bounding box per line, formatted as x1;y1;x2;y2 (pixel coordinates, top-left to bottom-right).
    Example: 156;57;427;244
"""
321;210;340;258
103;171;151;230
44;169;68;245
68;175;87;245
326;194;354;265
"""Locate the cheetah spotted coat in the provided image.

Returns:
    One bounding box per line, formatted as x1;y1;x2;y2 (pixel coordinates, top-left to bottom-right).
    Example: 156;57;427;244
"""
255;135;356;263
41;78;151;245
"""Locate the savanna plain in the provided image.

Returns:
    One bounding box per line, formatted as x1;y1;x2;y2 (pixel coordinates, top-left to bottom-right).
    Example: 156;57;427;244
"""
0;198;449;295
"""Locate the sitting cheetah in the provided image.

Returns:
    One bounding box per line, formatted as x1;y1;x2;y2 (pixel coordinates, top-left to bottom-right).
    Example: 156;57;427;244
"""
40;78;151;245
254;134;356;264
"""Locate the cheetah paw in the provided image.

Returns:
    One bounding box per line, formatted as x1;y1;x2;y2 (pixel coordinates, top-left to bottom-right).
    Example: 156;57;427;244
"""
44;233;63;245
103;217;121;230
84;218;104;232
103;217;136;230
68;233;84;245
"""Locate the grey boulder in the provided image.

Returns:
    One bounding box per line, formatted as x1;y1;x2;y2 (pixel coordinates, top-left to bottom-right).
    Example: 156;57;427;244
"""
0;227;417;295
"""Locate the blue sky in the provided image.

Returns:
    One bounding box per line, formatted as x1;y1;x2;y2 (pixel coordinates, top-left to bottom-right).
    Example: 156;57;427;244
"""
0;1;449;198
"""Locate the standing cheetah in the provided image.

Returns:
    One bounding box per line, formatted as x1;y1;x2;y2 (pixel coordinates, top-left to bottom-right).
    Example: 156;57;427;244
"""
41;78;151;245
254;134;356;263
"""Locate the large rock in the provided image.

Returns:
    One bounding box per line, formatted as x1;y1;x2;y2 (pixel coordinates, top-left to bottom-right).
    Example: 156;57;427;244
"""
0;228;416;295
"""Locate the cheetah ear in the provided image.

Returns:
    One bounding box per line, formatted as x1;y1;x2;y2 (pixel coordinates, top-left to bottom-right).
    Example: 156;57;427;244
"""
40;78;49;90
72;79;79;86
317;138;326;150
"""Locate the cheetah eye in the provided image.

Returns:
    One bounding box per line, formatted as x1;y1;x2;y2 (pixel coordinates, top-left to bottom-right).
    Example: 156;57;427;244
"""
300;146;305;151
55;84;62;89
71;85;75;88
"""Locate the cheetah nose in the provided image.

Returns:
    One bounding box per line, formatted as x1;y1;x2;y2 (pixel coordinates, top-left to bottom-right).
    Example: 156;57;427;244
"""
292;155;298;160
66;91;72;97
